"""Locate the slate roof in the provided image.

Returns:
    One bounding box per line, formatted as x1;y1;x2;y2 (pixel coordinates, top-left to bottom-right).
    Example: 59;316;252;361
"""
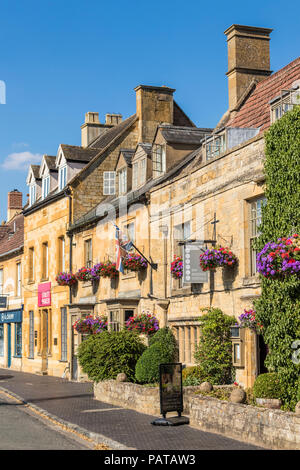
88;114;137;149
30;165;41;180
228;56;300;132
0;213;24;258
44;155;57;171
120;149;135;166
159;125;213;145
138;143;152;156
60;144;99;163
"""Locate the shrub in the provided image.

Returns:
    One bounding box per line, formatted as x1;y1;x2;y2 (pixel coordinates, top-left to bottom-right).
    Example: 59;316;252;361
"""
135;327;177;384
182;366;205;386
253;373;284;400
194;307;235;385
77;329;146;383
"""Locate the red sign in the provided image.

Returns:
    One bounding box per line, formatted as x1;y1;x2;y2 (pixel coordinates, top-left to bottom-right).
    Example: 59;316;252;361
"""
38;282;51;307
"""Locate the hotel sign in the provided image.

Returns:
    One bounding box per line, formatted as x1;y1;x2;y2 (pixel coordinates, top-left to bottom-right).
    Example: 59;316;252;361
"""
38;282;51;307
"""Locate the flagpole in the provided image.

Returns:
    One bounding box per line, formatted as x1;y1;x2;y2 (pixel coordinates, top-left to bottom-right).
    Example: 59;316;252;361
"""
131;243;157;270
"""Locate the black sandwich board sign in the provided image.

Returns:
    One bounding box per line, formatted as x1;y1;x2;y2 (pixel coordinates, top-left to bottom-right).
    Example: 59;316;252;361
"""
151;363;189;426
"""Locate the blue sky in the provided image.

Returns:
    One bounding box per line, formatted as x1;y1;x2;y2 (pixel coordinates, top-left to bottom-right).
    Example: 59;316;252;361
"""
0;0;299;221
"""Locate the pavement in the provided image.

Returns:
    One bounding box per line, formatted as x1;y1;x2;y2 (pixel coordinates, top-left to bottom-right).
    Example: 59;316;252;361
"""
0;368;264;451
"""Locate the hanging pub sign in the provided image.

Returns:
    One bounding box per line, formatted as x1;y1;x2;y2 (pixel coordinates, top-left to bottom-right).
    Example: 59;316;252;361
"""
151;363;189;426
183;242;208;284
0;296;7;309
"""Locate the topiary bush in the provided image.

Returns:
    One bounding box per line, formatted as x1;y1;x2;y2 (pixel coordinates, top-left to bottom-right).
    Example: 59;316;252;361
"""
135;327;177;384
194;307;235;385
77;329;146;383
253;372;284;400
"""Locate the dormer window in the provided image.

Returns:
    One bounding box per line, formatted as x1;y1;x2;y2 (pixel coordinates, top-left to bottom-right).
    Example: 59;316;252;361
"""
118;167;127;195
29;184;36;206
152;144;166;178
132;158;147;190
59;165;67;190
204;133;226;161
270;86;300;124
42;175;50;199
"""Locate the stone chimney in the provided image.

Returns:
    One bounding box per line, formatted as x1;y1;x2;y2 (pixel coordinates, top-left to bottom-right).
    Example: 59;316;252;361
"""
134;85;175;143
224;25;273;112
105;113;123;126
7;189;22;222
81;112;113;147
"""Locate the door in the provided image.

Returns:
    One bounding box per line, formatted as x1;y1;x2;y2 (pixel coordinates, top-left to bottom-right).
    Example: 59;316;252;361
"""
7;323;11;368
71;316;78;380
41;310;48;373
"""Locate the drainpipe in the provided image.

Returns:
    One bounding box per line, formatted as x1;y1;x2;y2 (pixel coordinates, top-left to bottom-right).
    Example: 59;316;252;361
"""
64;187;73;305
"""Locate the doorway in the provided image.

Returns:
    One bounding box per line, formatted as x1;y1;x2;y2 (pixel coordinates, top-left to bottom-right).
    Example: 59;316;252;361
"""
258;334;268;374
7;323;11;368
41;309;48;374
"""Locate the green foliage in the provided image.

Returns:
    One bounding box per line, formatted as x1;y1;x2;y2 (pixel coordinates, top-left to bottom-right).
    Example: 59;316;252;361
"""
253;373;284;400
253;106;300;410
194;307;235;385
135;327;177;384
77;329;146;383
182;366;205;386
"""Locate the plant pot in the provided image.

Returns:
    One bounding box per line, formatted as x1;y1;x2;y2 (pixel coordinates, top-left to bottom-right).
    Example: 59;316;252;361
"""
255;398;282;409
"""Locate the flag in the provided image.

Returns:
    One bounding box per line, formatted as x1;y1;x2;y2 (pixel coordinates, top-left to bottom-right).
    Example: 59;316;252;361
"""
114;224;134;272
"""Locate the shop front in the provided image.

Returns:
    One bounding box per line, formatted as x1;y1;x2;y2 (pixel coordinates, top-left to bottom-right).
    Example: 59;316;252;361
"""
0;308;23;371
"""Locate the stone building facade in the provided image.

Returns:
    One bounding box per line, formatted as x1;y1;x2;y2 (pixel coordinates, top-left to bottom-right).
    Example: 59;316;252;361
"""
0;190;24;371
1;23;298;388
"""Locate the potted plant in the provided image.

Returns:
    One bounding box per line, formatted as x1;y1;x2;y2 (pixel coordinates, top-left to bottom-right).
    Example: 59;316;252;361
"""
123;253;147;271
73;315;108;335
91;261;118;279
256;233;300;279
125;311;159;345
56;272;77;286
171;256;183;278
236;308;263;334
199;246;237;271
75;267;92;282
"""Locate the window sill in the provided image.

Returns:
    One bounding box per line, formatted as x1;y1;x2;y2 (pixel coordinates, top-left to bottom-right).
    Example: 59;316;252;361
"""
122;271;137;280
40;278;49;282
242;274;260;286
27;280;35;285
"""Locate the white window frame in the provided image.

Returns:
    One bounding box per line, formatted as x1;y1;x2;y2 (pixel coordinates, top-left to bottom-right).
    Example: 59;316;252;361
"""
29;184;36;206
139;158;146;186
42;175;50;200
0;269;3;295
152;144;166;177
118;167;127;195
103;171;116;195
16;262;21;297
59;165;67;191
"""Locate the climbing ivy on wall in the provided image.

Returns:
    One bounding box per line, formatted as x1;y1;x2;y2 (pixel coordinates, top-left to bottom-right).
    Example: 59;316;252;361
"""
254;105;300;410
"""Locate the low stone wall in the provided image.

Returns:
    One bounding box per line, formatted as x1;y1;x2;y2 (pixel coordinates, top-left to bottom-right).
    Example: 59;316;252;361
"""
189;395;300;450
94;380;300;449
94;380;200;416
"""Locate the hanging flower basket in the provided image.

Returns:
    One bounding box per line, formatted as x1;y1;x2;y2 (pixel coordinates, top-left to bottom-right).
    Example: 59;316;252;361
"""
91;261;118;279
75;267;92;282
171;256;183;278
123;253;147;271
256;233;300;279
199;246;238;271
235;308;263;334
56;272;77;286
72;315;108;335
125;312;159;336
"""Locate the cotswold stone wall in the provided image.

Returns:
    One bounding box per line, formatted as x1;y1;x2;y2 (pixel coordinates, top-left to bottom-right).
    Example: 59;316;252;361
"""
94;380;199;416
94;381;300;450
189;395;300;450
